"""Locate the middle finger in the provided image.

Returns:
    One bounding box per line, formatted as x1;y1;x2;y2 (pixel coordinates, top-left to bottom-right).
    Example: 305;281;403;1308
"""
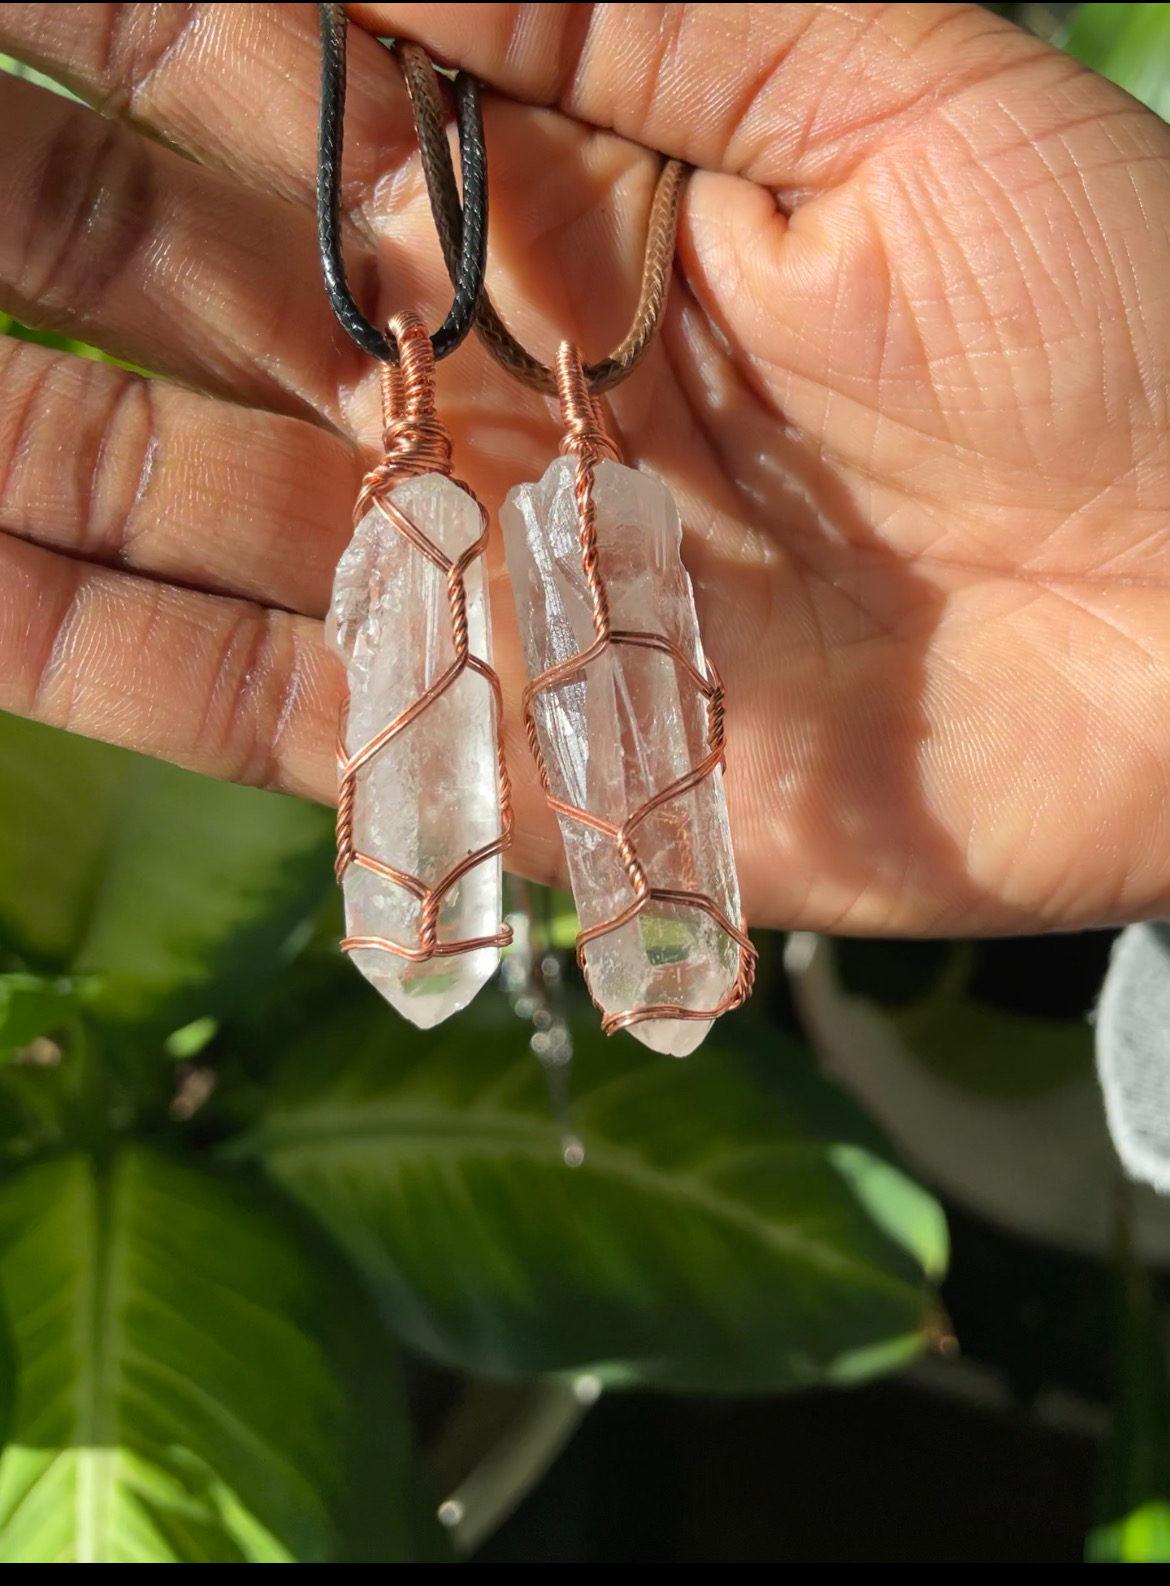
0;335;360;616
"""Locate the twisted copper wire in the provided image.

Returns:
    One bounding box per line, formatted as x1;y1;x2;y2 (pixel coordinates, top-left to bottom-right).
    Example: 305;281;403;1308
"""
336;311;513;964
520;345;756;1036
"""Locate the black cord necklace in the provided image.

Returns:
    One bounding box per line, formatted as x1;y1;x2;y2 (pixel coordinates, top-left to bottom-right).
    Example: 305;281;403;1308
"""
316;3;487;363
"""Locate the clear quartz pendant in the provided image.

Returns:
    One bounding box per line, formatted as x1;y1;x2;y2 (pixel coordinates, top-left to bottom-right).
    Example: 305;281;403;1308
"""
501;452;749;1056
328;471;507;1027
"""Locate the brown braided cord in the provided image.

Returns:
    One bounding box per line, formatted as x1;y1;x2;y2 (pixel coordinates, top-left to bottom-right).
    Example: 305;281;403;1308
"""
398;42;688;396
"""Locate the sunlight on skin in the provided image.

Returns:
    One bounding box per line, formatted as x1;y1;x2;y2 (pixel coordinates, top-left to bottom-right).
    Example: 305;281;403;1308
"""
0;3;1168;935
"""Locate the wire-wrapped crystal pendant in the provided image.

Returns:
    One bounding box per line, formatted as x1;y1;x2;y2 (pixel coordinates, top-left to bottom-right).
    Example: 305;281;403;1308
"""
500;346;754;1055
329;314;512;1027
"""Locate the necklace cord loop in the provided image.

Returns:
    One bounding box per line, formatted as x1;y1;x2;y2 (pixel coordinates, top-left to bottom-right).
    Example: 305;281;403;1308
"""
317;4;488;363
395;42;688;396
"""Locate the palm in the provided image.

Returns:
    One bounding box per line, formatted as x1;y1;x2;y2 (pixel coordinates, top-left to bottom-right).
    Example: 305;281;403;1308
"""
2;3;1168;933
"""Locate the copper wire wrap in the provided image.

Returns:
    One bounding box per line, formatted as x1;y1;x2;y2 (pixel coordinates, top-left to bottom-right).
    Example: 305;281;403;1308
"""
393;46;753;1031
335;311;514;964
520;345;756;1036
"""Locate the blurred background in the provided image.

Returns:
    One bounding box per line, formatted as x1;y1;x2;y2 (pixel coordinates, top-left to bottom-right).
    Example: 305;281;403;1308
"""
0;0;1168;1566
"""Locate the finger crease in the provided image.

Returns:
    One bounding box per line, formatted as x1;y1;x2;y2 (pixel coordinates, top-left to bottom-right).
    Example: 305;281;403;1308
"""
29;554;88;720
208;606;291;791
0;348;57;526
102;1;200;117
25;117;157;327
88;372;157;560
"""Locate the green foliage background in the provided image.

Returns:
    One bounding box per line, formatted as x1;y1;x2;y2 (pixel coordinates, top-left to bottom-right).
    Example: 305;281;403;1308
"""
0;708;947;1561
0;0;1166;1563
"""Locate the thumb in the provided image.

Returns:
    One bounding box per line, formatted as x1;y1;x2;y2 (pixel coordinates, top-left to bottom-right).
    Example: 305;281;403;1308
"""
347;2;1054;191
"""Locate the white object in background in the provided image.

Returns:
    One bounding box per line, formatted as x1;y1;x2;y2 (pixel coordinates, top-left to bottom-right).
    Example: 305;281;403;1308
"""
786;931;1170;1263
1096;922;1170;1196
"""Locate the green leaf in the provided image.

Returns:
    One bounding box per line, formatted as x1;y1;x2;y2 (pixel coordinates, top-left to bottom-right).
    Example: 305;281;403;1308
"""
1089;1195;1170;1563
248;1003;945;1393
546;889;580;951
1088;1501;1170;1564
1065;3;1170;120
0;975;96;1056
0;53;82;102
827;1145;948;1281
0;1286;14;1454
0;713;334;1026
0;1147;417;1561
0;312;151;376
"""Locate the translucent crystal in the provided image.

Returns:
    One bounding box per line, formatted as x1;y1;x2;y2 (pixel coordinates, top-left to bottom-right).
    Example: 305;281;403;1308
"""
501;457;742;1056
327;473;502;1027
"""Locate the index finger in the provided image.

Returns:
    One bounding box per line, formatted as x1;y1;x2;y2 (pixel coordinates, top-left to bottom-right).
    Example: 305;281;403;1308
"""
0;2;418;213
347;2;1056;190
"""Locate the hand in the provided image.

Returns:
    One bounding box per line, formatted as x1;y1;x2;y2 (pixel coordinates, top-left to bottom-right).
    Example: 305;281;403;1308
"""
1;2;1168;935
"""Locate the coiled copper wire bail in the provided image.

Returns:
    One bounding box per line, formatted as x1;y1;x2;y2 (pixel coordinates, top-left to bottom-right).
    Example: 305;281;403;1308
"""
356;312;453;515
335;310;513;965
518;344;756;1037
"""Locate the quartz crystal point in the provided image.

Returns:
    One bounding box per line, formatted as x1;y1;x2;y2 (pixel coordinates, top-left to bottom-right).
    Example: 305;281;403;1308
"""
501;457;742;1057
327;473;502;1027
